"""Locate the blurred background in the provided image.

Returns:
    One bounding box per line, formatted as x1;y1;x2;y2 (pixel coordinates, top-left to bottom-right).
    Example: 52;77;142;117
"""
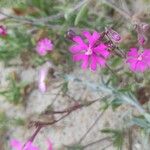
0;0;150;150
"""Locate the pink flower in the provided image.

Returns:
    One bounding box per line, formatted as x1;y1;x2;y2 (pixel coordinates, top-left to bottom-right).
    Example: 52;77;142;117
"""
69;31;110;71
38;62;53;93
10;139;53;150
10;140;39;150
126;48;150;72
47;139;53;150
0;25;7;36
36;38;53;56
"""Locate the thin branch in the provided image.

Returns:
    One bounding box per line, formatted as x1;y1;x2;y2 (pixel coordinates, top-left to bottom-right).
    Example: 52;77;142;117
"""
102;0;131;20
79;110;106;143
36;99;100;126
0;11;62;29
120;0;131;15
29;0;89;22
128;128;133;150
83;136;111;149
0;0;89;27
102;142;113;150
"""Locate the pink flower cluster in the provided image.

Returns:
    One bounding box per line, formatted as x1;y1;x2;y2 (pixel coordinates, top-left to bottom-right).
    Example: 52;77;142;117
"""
36;38;53;56
69;31;110;71
11;139;53;150
68;30;150;72
35;29;150;78
127;48;150;72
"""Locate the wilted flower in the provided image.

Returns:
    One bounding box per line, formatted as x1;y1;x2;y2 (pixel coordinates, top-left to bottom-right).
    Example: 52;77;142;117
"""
36;38;53;56
69;30;110;71
0;25;7;36
126;48;150;72
38;62;53;93
106;28;121;42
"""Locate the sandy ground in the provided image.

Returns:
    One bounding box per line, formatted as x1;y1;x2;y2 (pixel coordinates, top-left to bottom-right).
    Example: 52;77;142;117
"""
0;61;144;150
0;0;150;149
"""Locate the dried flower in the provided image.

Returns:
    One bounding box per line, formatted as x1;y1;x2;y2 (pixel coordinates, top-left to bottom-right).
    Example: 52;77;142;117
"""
69;31;110;71
126;48;150;72
38;62;52;93
106;28;121;42
0;25;7;36
36;38;53;56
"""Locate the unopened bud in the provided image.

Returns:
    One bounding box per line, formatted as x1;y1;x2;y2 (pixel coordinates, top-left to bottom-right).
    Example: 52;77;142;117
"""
140;23;150;32
138;34;147;45
66;29;76;41
0;25;7;36
106;28;121;42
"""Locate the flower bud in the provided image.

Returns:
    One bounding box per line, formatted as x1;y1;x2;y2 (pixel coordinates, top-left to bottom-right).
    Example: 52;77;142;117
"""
140;23;150;32
138;34;147;45
106;28;121;42
0;25;7;36
66;29;76;41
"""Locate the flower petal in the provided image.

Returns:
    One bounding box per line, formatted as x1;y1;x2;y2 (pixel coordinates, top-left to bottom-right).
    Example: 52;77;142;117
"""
128;48;138;57
73;36;84;44
82;30;92;42
137;61;147;72
10;139;23;150
73;53;85;62
143;50;150;65
93;44;109;58
90;55;97;71
47;139;53;150
97;56;106;67
69;45;84;53
81;55;89;70
92;31;100;42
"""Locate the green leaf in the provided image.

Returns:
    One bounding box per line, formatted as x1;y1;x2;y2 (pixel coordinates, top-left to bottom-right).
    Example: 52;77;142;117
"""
111;98;123;110
101;128;124;150
61;81;68;95
144;113;150;123
67;144;84;150
111;57;122;67
131;117;150;129
74;3;88;26
0;0;25;7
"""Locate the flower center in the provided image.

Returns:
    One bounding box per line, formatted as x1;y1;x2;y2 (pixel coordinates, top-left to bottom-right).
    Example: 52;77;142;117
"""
85;47;92;55
137;55;142;61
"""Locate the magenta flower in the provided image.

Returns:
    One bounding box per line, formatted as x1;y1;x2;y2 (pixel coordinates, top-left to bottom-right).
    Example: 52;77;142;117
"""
36;38;53;56
47;139;53;150
38;62;52;93
127;48;150;72
69;31;110;71
10;139;53;150
11;140;39;150
0;25;7;36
